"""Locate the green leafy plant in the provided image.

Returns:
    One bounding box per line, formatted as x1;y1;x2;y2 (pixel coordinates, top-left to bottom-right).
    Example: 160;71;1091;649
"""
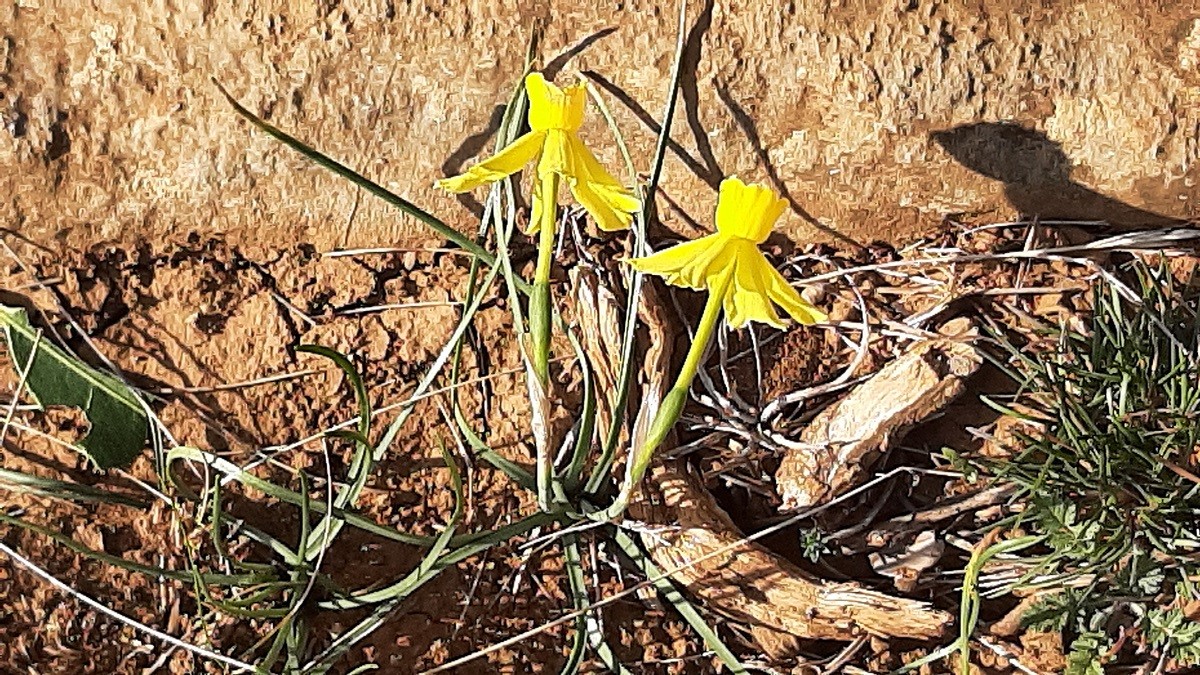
0;7;781;672
1143;604;1200;665
798;527;831;563
210;41;758;670
982;260;1200;670
0;305;149;468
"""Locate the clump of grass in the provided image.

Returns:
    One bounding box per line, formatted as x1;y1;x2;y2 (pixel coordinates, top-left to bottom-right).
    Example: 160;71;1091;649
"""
984;259;1200;672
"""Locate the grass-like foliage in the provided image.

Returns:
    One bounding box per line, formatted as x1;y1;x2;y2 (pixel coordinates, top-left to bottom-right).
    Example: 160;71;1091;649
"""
986;260;1200;672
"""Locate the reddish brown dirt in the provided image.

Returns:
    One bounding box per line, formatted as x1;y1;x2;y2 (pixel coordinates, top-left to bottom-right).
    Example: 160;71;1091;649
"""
0;235;756;673
0;215;1115;673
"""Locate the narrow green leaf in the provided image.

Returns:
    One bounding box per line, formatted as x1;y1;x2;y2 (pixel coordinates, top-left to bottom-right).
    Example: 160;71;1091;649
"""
296;344;373;560
560;533;590;675
304;511;553;673
212;80;495;266
611;527;748;674
957;535;1041;673
559;533;632;675
0;512;267;586
585;0;688;496
330;441;465;607
0;467;150;508
563;330;597;495
451;401;536;490
167;446;430;547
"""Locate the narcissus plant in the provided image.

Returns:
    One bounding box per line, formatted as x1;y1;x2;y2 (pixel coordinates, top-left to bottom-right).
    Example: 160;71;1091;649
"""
597;177;826;519
440;71;639;509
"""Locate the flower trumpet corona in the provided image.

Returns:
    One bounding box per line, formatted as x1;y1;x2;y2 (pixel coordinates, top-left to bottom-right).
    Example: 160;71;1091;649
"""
595;177;825;521
438;72;639;233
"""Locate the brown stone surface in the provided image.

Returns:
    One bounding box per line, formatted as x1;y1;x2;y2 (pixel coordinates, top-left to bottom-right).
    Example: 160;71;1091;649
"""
3;1;1198;256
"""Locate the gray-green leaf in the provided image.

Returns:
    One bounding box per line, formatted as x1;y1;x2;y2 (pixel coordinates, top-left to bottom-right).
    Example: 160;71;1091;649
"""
0;306;148;468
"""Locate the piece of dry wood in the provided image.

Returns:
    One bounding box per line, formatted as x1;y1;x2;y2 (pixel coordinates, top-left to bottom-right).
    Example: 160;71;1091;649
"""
775;318;984;511
629;461;952;644
572;265;627;440
573;264;675;452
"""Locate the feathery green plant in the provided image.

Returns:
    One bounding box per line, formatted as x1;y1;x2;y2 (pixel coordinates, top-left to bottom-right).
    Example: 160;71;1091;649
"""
981;260;1200;672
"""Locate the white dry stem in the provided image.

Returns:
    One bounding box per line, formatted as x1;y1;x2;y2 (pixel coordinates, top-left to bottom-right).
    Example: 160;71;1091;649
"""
796;226;1200;288
761;253;872;422
0;328;43;450
335;300;463;316
238;360;546;482
323;247;466;258
147;367;324;395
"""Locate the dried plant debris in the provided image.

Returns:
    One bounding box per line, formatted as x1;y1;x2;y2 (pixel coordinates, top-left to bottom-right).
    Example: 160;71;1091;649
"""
629;462;951;650
576;262;948;655
775;317;983;511
572;265;627;439
868;530;946;594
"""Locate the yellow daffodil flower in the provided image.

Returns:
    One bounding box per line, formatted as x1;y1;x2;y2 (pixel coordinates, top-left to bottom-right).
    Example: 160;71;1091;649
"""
628;176;826;328
438;72;639;232
594;177;826;522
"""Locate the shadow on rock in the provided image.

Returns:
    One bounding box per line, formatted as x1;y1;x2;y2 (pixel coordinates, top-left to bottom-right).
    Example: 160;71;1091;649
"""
932;122;1187;231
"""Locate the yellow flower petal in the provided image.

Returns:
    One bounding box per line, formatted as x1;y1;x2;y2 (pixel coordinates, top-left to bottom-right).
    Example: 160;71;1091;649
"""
438;130;545;193
565;136;639;231
762;257;827;325
525;72;585;132
630;179;825;330
570;180;633;231
715;176;788;243
724;244;786;329
536;129;571;179
527;173;566;235
441;70;634;237
627;234;727;290
572;137;629;194
573;138;639;210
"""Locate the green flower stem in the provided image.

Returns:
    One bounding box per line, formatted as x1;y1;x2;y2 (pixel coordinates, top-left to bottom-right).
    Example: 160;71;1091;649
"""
592;274;730;522
529;173;559;512
529;173;560;385
637;286;724;465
